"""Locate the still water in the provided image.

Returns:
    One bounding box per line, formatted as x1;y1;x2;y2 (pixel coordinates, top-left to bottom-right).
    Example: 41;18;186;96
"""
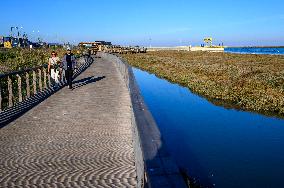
225;47;284;55
133;68;284;188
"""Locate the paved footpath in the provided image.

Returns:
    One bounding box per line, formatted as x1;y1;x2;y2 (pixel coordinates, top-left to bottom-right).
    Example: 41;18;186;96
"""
0;57;137;187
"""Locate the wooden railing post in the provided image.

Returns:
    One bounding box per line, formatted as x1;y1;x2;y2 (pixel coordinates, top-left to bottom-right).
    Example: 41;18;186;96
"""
0;58;85;111
0;85;2;111
33;71;37;95
17;74;22;102
38;69;42;92
43;68;47;89
61;70;65;84
8;76;13;107
48;72;51;88
26;72;30;98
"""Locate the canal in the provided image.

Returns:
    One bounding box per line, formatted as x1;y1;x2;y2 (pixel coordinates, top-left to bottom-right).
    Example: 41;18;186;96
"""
133;68;284;188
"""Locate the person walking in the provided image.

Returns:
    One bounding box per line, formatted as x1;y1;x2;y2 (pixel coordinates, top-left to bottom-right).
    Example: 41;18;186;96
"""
62;48;77;89
48;51;61;87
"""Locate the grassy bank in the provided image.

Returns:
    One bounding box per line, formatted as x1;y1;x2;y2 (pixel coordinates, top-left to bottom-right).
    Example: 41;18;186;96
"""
122;51;284;117
0;48;72;73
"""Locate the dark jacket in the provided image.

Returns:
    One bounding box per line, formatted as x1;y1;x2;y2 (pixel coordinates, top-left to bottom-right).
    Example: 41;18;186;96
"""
61;53;77;70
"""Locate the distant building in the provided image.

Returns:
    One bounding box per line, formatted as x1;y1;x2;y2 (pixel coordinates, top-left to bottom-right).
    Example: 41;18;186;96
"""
95;41;112;45
48;43;62;48
79;41;112;53
0;36;4;46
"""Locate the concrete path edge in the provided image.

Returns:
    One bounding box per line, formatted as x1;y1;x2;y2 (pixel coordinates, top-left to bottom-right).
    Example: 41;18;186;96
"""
99;52;188;188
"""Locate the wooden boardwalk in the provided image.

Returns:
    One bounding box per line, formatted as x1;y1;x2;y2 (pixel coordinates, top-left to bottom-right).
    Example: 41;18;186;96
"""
0;57;137;187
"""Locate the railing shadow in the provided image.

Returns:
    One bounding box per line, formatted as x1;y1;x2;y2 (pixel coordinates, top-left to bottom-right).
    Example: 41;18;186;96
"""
0;56;94;127
73;56;94;79
0;87;58;127
72;76;105;90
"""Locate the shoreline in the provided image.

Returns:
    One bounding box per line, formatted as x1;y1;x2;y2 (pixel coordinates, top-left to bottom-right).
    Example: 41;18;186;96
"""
122;51;284;118
224;51;284;56
101;53;189;187
132;65;284;119
226;46;284;48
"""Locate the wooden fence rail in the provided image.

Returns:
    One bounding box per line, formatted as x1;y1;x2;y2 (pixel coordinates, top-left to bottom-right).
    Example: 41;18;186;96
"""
0;65;51;111
0;56;86;112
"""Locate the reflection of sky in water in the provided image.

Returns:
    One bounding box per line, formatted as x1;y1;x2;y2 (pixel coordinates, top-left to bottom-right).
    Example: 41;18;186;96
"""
133;68;284;188
225;47;284;55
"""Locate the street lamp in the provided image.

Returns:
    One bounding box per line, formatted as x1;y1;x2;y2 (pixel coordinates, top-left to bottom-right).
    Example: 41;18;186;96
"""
37;30;41;43
31;30;35;42
31;30;40;42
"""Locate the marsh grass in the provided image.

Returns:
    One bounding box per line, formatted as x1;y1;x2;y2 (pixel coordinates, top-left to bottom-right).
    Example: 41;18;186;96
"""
122;51;284;117
0;47;82;109
0;48;69;73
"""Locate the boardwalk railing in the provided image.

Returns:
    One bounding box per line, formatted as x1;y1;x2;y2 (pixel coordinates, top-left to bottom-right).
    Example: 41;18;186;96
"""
0;55;91;112
0;65;51;111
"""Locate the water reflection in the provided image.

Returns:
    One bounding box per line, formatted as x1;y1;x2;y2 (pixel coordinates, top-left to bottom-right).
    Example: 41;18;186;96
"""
225;47;284;55
133;67;284;188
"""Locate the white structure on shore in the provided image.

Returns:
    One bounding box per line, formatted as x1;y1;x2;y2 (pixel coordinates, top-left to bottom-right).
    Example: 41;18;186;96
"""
147;46;225;52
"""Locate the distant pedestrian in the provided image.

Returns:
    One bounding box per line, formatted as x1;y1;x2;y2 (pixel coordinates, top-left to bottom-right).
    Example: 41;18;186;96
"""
62;48;77;89
48;51;60;87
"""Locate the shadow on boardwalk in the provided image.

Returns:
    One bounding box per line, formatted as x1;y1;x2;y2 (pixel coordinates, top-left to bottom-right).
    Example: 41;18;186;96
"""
0;55;138;187
72;76;105;90
0;56;94;127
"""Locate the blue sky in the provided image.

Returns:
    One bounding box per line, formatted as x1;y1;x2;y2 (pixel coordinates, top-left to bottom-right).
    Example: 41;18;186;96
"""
1;0;284;46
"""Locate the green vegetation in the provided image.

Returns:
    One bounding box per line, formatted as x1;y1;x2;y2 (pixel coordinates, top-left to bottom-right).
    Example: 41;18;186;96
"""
0;47;83;110
122;51;284;117
0;48;68;73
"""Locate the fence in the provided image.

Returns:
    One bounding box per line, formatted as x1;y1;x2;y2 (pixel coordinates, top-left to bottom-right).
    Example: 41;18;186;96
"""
0;55;91;112
0;65;50;111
